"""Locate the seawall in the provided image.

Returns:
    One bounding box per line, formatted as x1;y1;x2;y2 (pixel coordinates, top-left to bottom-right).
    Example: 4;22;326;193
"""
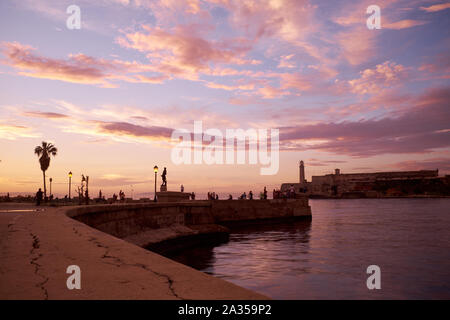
67;198;312;250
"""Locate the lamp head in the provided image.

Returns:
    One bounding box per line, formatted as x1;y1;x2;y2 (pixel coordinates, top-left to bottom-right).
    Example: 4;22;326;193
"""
154;165;158;173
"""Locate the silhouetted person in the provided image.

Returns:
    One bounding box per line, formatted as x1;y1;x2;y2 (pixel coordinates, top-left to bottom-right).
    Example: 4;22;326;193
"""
181;184;184;192
228;194;233;200
263;186;267;199
215;194;219;200
36;188;43;206
249;191;253;200
191;192;195;200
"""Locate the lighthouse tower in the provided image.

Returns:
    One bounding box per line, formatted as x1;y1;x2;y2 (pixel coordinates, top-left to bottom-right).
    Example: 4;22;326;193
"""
299;160;306;185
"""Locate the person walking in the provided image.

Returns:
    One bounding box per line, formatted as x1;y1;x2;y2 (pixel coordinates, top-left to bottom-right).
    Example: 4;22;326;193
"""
36;188;43;206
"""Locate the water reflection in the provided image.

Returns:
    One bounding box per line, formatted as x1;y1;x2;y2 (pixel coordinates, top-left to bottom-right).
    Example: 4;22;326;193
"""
167;219;311;277
165;199;450;299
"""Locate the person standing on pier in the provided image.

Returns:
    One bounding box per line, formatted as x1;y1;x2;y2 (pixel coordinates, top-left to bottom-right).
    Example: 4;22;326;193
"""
36;188;43;206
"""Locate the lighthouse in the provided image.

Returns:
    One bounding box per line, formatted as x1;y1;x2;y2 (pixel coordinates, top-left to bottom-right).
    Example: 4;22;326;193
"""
299;160;305;185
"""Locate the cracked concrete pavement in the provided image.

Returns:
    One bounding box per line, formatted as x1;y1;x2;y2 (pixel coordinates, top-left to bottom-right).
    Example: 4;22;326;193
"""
0;203;268;300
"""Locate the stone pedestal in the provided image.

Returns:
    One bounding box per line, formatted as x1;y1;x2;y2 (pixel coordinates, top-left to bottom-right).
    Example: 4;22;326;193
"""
156;191;190;203
160;185;167;192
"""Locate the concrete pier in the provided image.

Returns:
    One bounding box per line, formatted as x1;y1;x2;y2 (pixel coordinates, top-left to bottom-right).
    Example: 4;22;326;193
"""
0;198;311;299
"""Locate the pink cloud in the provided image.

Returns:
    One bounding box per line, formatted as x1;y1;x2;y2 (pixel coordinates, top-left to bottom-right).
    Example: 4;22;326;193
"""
336;27;378;66
94;121;174;141
419;53;450;79
0;41;168;87
215;0;316;42
392;158;450;173
278;87;450;157
23;111;69;119
117;25;256;79
1;42;114;86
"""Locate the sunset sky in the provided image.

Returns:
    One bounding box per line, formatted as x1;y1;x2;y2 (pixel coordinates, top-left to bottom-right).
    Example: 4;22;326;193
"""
0;0;449;198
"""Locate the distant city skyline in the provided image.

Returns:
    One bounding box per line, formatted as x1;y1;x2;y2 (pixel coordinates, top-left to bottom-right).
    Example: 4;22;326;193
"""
0;0;449;197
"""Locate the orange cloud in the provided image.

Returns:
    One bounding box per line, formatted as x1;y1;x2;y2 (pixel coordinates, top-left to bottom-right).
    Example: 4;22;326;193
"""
348;61;408;94
0;123;39;140
420;2;450;12
384;19;428;29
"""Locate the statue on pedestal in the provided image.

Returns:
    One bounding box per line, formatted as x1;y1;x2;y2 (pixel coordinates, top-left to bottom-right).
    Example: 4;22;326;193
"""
160;167;168;192
161;167;167;186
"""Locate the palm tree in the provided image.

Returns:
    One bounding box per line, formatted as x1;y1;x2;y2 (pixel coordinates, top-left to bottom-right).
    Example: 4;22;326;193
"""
34;141;58;198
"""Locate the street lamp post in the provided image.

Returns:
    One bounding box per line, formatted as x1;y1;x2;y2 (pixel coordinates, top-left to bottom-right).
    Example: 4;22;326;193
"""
68;171;72;199
154;165;158;202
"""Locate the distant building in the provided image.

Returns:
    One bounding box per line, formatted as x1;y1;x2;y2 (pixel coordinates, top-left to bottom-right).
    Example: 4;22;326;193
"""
281;161;449;198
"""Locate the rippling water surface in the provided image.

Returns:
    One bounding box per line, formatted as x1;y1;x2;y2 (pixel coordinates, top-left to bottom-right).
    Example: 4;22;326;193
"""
167;199;450;299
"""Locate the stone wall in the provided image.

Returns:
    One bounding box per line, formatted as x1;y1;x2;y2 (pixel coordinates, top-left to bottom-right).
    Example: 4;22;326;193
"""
211;198;311;223
66;199;312;248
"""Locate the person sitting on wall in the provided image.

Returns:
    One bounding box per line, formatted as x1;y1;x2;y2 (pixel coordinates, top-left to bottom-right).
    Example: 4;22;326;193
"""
228;194;233;200
249;190;253;200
